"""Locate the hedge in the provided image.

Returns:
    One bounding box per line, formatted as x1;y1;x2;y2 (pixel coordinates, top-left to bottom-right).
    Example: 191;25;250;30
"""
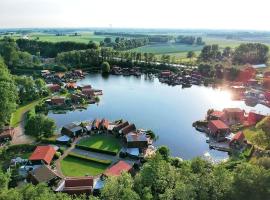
75;144;117;156
67;152;112;165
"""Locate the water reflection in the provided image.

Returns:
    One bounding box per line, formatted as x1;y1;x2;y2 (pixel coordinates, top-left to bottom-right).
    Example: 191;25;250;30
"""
48;74;269;160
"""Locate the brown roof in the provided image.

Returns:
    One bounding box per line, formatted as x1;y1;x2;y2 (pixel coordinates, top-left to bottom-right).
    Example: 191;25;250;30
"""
63;177;93;195
29;146;56;165
121;124;136;135
92;119;101;129
66;82;77;89
101;119;109;129
104;161;132;177
223;108;244;113
209;120;229;130
210;111;225;118
29;165;59;184
51;96;65;105
113;121;129;132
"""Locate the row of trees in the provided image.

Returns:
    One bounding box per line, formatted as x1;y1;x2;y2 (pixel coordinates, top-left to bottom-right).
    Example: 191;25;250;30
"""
16;39;99;58
102;37;149;50
1;149;269;200
199;43;269;64
0;37;38;69
176;36;205;45
0;57;17;129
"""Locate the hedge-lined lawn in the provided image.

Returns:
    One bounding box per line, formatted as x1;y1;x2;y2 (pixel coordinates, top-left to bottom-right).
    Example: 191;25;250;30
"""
78;135;121;154
60;155;109;177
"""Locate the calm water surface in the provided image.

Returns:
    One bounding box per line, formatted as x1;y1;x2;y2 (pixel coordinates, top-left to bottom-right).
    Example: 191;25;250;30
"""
48;74;269;160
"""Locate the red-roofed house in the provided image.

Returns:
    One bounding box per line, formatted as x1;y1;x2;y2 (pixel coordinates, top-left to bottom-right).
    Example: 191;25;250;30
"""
47;84;61;93
92;119;101;130
103;161;132;177
29;146;56;165
120;124;136;135
247;112;266;126
208;120;230;140
65;82;77;90
265;92;270;101
208;111;225;120
51;96;66;106
100;119;109;130
222;108;245;125
264;71;270;78
235;66;256;83
263;78;270;90
229;131;246;149
160;70;172;78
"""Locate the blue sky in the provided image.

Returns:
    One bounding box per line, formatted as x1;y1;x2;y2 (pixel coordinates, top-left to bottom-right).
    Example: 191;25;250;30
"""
0;0;269;30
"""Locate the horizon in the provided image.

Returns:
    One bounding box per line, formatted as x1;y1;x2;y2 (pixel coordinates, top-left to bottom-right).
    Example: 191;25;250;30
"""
1;0;270;31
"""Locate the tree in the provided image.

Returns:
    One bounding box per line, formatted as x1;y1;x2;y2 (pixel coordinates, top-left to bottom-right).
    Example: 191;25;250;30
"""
0;57;17;128
231;163;270;200
101;172;139;200
187;51;196;59
157;146;170;160
25;114;56;139
101;61;110;74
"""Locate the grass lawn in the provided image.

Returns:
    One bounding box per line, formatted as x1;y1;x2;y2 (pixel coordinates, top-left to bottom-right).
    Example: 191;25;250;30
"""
10;98;46;127
78;135;121;154
60;155;109;177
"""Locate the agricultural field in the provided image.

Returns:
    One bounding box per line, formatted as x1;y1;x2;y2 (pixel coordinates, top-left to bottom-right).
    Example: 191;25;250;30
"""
0;32;114;44
130;43;204;55
60;155;109;177
77;135;121;154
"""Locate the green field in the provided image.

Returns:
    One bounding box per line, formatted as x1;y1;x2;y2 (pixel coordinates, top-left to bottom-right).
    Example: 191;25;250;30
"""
0;32;114;44
130;43;203;55
60;155;109;177
77;135;121;154
10;98;45;127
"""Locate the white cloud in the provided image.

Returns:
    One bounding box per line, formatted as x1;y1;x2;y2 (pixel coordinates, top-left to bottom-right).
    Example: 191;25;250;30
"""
0;0;269;30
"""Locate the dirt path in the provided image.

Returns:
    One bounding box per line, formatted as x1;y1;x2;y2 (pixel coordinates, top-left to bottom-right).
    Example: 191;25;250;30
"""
11;114;35;145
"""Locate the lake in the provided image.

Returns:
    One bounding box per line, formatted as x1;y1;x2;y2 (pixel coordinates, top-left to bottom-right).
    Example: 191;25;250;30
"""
48;74;269;160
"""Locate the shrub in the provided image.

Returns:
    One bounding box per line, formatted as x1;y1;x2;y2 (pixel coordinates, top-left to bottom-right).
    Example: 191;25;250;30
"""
55;152;61;159
67;152;112;165
75;144;117;156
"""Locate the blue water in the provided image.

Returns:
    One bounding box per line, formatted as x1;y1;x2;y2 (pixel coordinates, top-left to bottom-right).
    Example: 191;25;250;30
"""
48;74;269;160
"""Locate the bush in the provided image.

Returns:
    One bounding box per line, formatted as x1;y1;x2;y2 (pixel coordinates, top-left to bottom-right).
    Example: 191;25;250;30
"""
55;152;61;159
75;144;117;156
59;147;65;154
67;152;112;165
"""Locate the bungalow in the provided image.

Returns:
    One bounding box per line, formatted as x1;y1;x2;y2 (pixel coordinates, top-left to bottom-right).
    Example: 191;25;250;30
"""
126;132;148;149
120;124;136;135
100;119;109;130
222;108;245;125
229;131;246;150
80;85;92;90
56;177;94;195
92;119;101;130
208;120;230;141
113;121;129;133
47;84;61;93
160;70;172;78
29;146;56;165
65;82;77;90
55;72;65;79
27;165;60;186
247;112;266;126
0;127;15;142
103;161;132;177
82;88;95;98
73;69;83;76
51;96;66;106
61;123;84;137
208;111;225;120
41;70;51;77
264;71;270;78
